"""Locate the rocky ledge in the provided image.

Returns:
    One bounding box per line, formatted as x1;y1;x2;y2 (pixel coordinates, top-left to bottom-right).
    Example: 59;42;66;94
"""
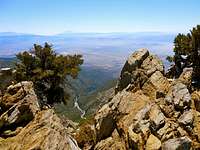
77;49;200;150
0;81;80;150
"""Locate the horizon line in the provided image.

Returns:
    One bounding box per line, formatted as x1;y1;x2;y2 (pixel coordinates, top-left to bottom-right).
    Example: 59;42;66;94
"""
0;31;180;36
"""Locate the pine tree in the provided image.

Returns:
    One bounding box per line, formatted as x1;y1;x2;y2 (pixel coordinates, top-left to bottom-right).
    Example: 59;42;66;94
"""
15;43;83;105
167;25;200;85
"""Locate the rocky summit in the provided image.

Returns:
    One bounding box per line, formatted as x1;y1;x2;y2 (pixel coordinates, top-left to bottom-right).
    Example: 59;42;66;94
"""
76;48;200;150
1;48;200;150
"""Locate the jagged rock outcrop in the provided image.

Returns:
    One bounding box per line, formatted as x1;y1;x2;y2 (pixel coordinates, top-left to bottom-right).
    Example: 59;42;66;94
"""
0;81;80;150
0;109;80;150
81;49;200;150
115;48;149;92
1;81;37;109
0;81;40;135
115;48;166;94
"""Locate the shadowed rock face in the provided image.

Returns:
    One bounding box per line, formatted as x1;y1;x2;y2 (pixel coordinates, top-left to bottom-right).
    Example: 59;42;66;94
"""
0;81;80;150
81;49;200;150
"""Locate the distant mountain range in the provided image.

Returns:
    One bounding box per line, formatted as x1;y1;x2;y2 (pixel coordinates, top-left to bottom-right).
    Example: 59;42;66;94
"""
0;32;175;69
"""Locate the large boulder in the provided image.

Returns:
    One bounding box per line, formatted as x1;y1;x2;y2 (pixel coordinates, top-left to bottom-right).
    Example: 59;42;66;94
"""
149;104;165;131
131;104;152;134
141;55;164;77
145;134;161;150
178;110;194;126
142;71;170;99
162;136;192;150
165;82;191;111
116;91;151;145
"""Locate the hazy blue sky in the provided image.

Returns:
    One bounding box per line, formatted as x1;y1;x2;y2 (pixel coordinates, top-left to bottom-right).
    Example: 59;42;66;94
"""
0;0;199;35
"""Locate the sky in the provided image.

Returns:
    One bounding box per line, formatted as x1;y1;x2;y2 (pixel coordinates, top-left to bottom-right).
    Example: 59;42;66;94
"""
0;0;200;35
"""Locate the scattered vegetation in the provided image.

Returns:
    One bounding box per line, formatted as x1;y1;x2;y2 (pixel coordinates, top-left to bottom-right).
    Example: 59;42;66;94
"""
14;42;83;105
